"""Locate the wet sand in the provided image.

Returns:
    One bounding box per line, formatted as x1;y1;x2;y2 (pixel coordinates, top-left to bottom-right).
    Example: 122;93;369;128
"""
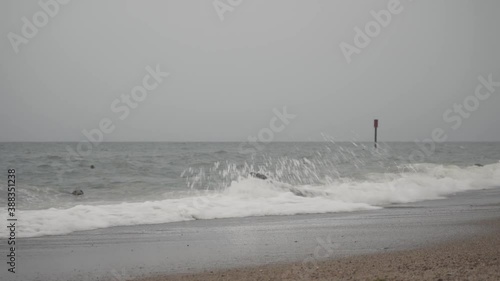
139;220;500;281
3;188;500;281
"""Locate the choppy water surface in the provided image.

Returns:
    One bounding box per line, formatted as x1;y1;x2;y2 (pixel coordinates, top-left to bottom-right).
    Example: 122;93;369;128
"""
0;142;499;238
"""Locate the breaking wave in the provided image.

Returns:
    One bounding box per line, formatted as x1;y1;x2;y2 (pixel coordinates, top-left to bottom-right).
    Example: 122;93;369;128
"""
2;163;499;238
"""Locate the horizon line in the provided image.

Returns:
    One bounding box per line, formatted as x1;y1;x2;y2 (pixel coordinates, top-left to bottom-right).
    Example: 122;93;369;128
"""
1;140;500;143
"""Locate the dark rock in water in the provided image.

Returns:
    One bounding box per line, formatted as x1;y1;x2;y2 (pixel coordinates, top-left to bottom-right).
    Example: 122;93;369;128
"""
474;164;484;167
250;172;268;180
72;190;84;196
90;165;95;169
288;187;307;197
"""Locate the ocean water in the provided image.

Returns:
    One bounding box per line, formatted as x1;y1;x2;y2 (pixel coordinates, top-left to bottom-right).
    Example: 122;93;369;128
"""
0;142;499;238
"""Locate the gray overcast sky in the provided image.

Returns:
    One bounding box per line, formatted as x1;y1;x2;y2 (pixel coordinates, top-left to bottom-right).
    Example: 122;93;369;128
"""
1;0;499;142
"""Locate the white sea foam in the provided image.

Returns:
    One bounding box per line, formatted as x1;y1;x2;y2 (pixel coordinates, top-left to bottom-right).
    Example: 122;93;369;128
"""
2;163;499;238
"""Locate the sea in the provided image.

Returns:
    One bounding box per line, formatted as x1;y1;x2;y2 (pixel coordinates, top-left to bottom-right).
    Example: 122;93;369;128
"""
1;142;499;238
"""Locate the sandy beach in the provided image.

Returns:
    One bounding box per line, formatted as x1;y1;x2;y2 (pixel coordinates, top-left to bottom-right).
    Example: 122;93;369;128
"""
3;187;500;281
142;220;500;281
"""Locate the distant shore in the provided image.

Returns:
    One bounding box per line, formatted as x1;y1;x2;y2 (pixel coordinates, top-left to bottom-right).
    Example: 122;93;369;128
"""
137;219;500;281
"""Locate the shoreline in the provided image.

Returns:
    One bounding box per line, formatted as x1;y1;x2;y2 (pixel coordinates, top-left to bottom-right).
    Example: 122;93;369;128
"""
4;188;500;281
138;219;500;281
